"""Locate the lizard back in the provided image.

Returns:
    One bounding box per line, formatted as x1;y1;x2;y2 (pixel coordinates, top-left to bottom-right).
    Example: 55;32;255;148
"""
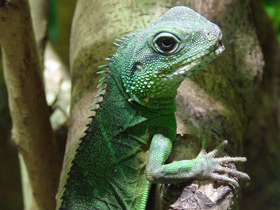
59;76;176;210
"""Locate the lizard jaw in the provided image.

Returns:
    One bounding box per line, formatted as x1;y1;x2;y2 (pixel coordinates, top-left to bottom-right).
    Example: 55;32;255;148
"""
168;42;225;78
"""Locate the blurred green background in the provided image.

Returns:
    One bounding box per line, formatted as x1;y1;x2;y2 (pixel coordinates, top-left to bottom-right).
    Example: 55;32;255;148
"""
264;0;280;42
50;0;76;68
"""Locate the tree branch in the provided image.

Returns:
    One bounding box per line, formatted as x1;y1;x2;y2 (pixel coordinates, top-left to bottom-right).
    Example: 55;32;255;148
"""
29;0;49;66
0;1;62;210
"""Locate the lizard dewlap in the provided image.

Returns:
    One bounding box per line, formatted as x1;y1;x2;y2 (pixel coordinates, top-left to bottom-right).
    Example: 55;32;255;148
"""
59;6;248;210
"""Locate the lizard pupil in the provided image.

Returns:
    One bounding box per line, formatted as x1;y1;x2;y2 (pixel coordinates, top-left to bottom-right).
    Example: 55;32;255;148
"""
157;37;176;52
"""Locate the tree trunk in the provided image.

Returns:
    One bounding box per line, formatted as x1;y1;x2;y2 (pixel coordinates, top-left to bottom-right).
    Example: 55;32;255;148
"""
0;0;62;209
58;0;280;209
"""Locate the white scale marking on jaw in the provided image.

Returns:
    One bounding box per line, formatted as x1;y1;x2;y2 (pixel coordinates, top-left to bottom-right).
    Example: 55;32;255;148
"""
169;43;225;77
158;40;225;80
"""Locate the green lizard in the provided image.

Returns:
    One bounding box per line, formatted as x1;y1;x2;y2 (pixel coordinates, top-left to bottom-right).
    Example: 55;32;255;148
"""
59;6;249;210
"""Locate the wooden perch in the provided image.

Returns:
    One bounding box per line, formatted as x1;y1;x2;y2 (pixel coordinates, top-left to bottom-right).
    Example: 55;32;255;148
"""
0;1;62;210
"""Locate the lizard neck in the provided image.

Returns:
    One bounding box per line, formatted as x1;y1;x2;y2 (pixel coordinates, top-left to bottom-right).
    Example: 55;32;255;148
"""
90;75;175;138
109;69;177;113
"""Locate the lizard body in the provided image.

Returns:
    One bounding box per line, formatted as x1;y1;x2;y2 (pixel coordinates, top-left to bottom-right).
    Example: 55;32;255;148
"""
59;6;249;210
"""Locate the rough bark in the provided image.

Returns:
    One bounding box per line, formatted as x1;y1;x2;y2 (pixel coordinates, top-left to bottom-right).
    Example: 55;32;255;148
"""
58;0;278;209
0;1;62;210
19;1;52;209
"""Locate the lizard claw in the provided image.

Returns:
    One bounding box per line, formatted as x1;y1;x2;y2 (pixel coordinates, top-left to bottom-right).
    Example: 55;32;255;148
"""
208;140;228;157
209;173;240;188
214;165;250;181
216;156;247;163
195;139;250;188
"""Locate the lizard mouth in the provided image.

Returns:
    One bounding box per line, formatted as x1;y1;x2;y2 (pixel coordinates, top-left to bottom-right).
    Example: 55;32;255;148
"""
167;41;225;78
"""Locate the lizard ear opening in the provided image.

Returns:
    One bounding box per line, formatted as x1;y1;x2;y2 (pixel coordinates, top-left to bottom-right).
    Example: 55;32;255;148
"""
130;62;143;76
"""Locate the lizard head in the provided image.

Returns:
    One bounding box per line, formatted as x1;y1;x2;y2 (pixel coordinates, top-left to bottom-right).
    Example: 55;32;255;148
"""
111;6;224;109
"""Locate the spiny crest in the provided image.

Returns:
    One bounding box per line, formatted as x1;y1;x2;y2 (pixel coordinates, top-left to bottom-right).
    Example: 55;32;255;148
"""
60;62;112;201
114;33;135;46
87;32;136;119
114;39;122;47
86;60;111;120
112;32;137;58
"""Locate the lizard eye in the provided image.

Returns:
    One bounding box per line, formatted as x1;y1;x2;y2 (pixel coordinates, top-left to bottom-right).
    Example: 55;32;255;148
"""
153;33;180;54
